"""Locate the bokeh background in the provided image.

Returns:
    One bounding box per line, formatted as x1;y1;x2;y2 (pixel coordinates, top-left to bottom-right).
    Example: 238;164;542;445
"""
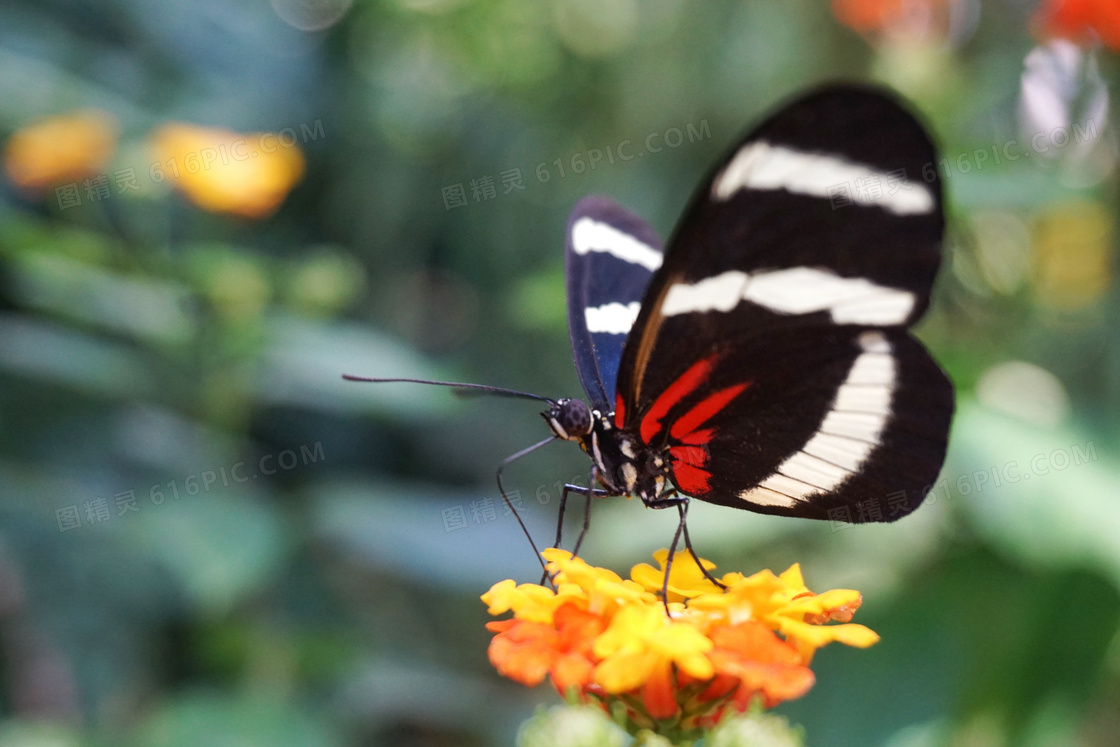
1;1;1118;745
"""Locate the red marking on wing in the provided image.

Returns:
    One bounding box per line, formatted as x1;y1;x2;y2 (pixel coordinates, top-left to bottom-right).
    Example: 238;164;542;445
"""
672;463;711;494
670;444;712;494
665;382;750;496
669;383;750;441
677;427;714;446
614;394;626;428
639;355;718;444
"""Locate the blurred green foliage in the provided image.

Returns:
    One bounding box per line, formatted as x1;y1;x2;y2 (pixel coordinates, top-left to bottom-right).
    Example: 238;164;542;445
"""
0;1;1118;745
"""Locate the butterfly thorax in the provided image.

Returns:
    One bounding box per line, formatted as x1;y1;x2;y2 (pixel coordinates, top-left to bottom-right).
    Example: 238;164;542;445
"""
586;414;670;506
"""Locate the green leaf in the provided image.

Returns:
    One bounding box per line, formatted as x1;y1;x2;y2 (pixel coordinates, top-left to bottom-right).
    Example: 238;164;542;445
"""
135;692;340;747
125;491;285;616
253;313;456;418
951;401;1120;585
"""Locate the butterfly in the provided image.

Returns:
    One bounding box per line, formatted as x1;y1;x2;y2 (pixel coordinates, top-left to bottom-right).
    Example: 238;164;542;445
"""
543;83;952;530
349;83;954;582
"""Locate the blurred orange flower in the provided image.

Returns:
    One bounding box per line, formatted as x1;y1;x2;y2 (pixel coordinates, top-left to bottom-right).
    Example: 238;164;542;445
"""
3;110;118;193
1036;0;1120;50
833;0;906;33
482;549;878;738
832;0;958;40
149;123;305;219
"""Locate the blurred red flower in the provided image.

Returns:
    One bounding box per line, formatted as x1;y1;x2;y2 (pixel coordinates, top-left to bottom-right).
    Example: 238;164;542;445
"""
1036;0;1120;50
833;0;907;33
832;0;955;37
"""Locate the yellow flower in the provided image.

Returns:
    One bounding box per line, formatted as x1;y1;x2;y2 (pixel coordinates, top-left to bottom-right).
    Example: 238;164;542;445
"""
148;123;304;218
4;110;118;193
483;549;878;738
689;562;879;661
630;548;723;602
542;548;657;615
481;578;587;624
593;603;714;694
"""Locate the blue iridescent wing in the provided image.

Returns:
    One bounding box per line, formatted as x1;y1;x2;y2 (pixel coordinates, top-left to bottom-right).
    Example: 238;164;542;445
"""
564;196;663;411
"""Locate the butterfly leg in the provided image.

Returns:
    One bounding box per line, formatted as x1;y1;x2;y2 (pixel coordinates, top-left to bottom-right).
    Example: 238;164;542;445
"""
644;494;726;607
680;506;726;590
570;465;605;559
555;473;612;553
659;495;690;616
540;473;611;584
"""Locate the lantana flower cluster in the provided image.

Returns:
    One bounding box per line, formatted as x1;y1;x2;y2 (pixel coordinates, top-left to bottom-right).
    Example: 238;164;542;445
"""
482;549;879;736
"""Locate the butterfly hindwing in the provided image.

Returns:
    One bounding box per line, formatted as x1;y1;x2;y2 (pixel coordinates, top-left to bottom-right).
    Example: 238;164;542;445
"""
641;327;952;520
565;196;663;410
612;84;952;522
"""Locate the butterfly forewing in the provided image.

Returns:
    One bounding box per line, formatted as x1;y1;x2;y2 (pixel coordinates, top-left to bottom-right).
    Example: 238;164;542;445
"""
565;196;664;410
613;84;953;522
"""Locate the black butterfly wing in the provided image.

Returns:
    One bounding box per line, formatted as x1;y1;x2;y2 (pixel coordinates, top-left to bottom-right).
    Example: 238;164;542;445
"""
615;84;953;522
565;196;663;411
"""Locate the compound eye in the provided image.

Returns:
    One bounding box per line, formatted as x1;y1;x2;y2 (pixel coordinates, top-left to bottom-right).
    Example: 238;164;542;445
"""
558;399;593;438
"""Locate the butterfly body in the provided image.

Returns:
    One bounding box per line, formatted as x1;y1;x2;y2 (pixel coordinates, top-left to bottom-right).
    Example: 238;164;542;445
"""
547;402;677;506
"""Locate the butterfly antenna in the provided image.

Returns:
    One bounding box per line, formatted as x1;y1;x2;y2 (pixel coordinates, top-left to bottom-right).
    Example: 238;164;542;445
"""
342;375;556;405
496;436;559;583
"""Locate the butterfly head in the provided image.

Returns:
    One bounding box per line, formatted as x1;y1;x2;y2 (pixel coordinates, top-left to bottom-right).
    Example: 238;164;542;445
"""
543;398;593;441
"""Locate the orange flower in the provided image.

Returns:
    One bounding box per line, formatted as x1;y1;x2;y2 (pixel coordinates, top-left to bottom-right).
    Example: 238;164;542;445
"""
3;110;118;193
148;123;304;218
482;550;878;739
1036;0;1120;50
486;602;604;693
706;622;815;709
